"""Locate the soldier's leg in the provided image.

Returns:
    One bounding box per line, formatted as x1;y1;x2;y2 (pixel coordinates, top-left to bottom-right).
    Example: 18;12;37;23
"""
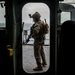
33;44;43;71
40;45;47;66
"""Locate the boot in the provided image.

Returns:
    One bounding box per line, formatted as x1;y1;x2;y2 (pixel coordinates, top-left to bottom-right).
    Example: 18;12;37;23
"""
33;63;43;71
33;66;43;71
42;62;47;67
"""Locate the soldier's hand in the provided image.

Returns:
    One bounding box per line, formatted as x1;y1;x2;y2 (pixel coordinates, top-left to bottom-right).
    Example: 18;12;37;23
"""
26;39;29;43
29;14;32;18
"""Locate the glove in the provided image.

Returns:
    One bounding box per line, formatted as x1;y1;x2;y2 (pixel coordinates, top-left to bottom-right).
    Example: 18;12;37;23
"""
26;39;30;43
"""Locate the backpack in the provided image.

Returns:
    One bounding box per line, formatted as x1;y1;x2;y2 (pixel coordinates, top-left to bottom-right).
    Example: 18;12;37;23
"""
43;19;49;34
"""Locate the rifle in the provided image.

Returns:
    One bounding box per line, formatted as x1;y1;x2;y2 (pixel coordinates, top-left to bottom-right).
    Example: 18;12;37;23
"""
25;14;33;44
25;23;39;44
25;35;31;44
25;33;34;44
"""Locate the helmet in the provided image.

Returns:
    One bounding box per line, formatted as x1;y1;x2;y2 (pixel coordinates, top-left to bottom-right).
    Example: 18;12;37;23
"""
31;12;41;20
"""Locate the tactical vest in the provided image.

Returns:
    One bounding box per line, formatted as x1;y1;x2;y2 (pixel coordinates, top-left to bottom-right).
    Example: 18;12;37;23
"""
30;21;45;40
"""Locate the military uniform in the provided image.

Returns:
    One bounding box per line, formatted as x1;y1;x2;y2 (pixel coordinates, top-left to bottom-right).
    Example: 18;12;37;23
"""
28;12;47;71
30;20;47;71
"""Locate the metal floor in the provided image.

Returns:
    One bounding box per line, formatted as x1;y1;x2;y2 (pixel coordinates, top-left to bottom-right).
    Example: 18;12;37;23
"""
22;45;50;74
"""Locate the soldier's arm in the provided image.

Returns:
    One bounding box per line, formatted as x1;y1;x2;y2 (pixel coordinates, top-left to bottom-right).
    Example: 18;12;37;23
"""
33;24;40;34
25;34;31;43
25;26;35;44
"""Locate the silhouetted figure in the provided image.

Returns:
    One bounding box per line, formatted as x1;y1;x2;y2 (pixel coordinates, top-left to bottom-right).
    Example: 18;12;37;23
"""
26;12;48;71
58;20;75;75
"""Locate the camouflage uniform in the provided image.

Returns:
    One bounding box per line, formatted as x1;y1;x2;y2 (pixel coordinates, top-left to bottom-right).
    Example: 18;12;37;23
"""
30;12;47;71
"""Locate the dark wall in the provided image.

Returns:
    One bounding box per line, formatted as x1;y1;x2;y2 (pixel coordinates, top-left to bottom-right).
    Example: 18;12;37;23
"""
6;0;13;47
0;29;9;74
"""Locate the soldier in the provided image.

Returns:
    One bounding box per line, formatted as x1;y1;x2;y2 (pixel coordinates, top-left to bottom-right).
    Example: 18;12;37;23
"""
26;12;47;71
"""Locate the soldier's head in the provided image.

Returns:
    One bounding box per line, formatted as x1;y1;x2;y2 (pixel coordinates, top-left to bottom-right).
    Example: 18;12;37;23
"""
29;12;41;22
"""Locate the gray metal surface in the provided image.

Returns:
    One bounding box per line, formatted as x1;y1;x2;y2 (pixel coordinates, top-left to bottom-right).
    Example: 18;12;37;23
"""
22;45;50;74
